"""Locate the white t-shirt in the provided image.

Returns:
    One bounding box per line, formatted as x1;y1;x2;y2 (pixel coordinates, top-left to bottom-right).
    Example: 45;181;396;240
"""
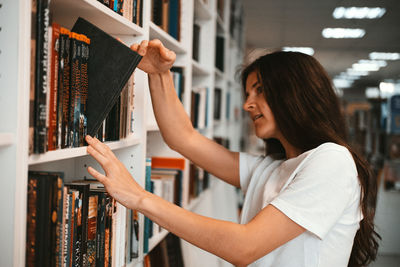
240;142;362;267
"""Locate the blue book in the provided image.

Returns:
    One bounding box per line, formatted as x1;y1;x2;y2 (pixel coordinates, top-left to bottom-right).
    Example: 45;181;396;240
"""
143;158;152;253
168;0;180;40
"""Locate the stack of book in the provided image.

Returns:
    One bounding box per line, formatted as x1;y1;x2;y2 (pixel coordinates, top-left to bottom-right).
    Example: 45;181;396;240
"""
97;0;143;26
30;1;141;154
143;157;185;253
26;172;140;266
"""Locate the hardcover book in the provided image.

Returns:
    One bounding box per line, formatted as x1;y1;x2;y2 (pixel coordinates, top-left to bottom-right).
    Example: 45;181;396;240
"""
71;17;142;136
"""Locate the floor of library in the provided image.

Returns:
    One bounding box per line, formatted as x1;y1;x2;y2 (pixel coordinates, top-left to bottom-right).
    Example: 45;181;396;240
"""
370;254;400;267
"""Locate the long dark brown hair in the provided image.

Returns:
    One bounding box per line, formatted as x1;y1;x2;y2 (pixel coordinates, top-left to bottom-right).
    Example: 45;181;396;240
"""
241;51;380;266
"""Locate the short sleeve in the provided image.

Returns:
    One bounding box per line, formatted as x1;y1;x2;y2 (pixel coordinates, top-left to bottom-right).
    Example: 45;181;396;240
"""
240;152;263;194
270;146;358;239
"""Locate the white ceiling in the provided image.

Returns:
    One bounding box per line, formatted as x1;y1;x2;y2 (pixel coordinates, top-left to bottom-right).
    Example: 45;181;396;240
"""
242;0;400;98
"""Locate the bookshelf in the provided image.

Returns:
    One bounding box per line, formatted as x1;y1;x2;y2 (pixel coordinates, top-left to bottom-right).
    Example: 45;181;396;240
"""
1;0;244;266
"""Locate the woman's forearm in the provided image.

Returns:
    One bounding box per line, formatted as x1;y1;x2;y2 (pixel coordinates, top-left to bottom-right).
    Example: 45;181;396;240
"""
148;71;195;151
138;191;249;266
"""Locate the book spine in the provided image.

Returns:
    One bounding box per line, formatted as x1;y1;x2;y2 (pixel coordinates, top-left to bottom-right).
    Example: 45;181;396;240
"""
59;28;71;148
104;195;113;267
26;175;38;266
33;0;51;153
48;23;61;150
143;158;152;253
80;35;90;146
53;175;65;267
95;192;106;267
87;194;98;267
63;191;72;267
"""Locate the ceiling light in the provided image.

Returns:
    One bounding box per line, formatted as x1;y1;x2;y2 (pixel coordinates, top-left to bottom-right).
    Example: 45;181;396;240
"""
359;59;387;68
369;52;400;60
282;47;315;56
333;78;353;89
365;87;380;98
322;28;365;39
352;63;380;72
380;82;395;95
346;68;369;76
333;7;386;19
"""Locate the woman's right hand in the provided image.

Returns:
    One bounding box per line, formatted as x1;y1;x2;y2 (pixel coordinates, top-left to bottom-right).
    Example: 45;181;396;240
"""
131;39;176;74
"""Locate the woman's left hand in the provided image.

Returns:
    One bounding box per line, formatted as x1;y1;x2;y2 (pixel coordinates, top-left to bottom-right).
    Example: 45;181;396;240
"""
85;135;146;210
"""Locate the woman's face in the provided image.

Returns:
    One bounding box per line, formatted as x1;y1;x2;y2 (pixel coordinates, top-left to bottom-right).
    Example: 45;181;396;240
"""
243;71;280;140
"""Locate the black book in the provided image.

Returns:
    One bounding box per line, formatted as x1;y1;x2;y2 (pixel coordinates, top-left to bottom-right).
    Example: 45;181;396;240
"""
66;182;91;267
33;0;51;153
71;17;142;136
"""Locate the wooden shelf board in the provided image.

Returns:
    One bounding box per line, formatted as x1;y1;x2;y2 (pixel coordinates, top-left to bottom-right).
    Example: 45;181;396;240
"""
29;135;141;165
149;22;187;54
192;59;211;76
194;0;213;21
51;0;145;36
0;133;14;147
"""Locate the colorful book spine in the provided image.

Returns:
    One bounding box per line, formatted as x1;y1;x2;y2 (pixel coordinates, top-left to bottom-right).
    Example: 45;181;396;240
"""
59;27;71;148
33;0;51;153
143;157;152;253
48;23;61;151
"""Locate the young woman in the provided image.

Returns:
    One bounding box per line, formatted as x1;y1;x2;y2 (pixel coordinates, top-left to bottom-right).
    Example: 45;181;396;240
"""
85;39;380;267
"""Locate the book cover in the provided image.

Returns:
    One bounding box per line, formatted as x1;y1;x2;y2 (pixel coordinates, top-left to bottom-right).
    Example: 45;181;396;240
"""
33;0;51;153
87;194;98;267
71;17;142;136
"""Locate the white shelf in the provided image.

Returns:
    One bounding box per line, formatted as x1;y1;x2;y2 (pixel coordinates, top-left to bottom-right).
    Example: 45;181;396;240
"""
192;59;211;76
0;133;14;147
194;0;213;21
149;21;187;54
148;228;169;253
51;0;145;36
29;135;141;165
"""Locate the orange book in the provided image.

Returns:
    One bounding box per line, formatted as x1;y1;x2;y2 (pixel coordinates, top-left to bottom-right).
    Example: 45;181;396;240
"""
48;22;61;150
151;157;185;170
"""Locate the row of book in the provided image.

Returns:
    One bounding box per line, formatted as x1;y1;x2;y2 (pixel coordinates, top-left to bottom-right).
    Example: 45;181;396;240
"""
26;172;140;267
97;0;143;26
152;0;181;41
143;157;185;253
31;1;139;154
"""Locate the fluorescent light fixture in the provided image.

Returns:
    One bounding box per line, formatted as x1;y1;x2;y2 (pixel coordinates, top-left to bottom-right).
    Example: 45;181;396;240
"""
333;78;353;88
365;87;380;98
352;63;380;72
333;7;386;19
346;68;369;76
282;47;315;56
369;52;400;60
322;28;365;39
380;82;395;95
337;72;360;80
359;59;387;68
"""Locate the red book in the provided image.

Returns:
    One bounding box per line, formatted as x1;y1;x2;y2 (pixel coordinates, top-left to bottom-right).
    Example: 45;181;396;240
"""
48;23;61;150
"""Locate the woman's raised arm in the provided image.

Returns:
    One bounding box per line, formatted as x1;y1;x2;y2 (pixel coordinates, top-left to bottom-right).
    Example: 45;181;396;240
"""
132;39;240;187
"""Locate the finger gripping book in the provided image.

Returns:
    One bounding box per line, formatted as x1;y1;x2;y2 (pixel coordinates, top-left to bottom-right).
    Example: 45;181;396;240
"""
71;17;142;136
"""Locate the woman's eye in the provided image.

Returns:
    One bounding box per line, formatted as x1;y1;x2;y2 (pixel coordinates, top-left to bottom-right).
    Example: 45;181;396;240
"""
256;86;263;94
